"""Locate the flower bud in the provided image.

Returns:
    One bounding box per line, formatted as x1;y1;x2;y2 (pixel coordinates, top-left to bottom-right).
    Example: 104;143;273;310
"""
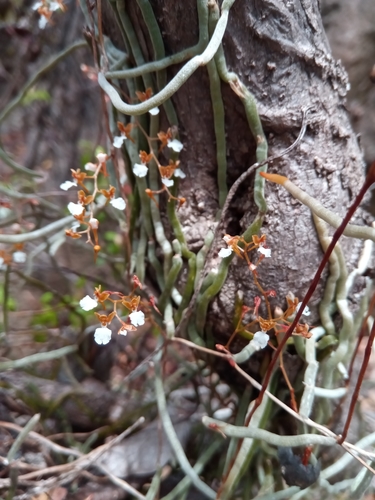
89;218;99;229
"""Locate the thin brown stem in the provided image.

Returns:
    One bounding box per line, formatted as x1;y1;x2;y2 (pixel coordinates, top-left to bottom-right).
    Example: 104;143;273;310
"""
338;292;375;443
245;161;375;426
279;352;298;413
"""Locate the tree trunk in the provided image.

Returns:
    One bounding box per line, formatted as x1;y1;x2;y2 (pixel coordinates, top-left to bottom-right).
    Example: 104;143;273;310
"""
101;0;369;372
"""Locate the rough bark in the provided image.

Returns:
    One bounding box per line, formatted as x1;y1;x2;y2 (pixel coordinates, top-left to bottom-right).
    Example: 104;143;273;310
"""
101;0;371;384
322;0;375;166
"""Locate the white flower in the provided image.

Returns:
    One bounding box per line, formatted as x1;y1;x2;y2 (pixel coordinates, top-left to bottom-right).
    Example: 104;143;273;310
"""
94;326;112;345
38;16;48;29
250;331;269;350
133;163;148;177
258;245;271;258
85;162;97;172
80;295;98;311
96;153;107;164
129;310;145;327
148;107;160;116
167;138;183;152
110;197;126;210
218;247;233;258
162;178;174;187
49;1;61;11
174;168;186;179
60;180;77;191
32;1;43;9
67;202;84;216
296;302;311;316
89;218;99;229
113;135;126;148
13;251;27;263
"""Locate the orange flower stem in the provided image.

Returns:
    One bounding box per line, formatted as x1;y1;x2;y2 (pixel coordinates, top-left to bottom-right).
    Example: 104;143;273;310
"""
279;352;298;413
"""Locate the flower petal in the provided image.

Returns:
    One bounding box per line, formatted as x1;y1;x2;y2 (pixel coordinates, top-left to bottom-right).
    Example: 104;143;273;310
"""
218;248;233;258
85;162;97;172
113;135;126;148
296;303;311;316
129;310;145;327
67;202;84;216
96;153;107;164
38;16;48;29
258;246;271;258
110;197;126;210
49;1;62;11
60;180;77;191
89;218;99;229
148;107;160;116
174;168;186;179
133;163;148;177
162;178;174;187
80;295;98;311
94;326;112;345
13;251;27;263
167;138;183;152
250;331;269;350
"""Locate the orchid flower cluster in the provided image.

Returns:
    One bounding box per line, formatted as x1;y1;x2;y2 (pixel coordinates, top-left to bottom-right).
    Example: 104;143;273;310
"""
218;233;311;353
32;0;66;29
112;115;186;207
0;244;27;268
61;153;126;259
79;275;148;345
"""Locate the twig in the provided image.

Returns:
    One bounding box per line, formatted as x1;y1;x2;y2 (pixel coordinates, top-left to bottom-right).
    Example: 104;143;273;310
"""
0;345;78;371
0;417;146;497
153;349;217;499
169;336;375;463
0;216;74;244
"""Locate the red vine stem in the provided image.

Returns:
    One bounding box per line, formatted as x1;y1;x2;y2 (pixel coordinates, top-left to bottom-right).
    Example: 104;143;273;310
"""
245;161;375;428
